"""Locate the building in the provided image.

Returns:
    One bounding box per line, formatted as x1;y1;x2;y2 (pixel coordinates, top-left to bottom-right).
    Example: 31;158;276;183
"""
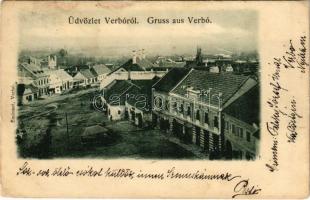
73;69;96;87
102;78;159;123
81;125;109;145
152;68;191;132
221;85;259;159
125;78;160;127
65;64;90;77
18;62;50;96
155;57;186;69
152;69;259;160
48;69;73;94
90;64;111;82
100;50;166;89
102;80;137;121
48;55;57;69
17;83;39;105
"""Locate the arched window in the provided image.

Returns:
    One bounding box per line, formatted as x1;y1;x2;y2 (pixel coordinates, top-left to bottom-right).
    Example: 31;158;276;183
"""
196;110;200;121
179;104;184;113
173;102;177;111
204;112;209;124
165;100;169;110
187;106;191;116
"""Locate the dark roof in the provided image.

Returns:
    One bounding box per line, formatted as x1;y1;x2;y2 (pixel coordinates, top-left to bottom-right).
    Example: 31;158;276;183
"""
126;78;159;112
19;63;49;78
79;69;95;79
223;85;260;125
115;58;159;72
171;70;250;106
104;80;136;105
104;78;160;108
91;64;111;76
82;125;108;137
126;85;151;112
17;84;38;96
153;68;191;93
74;64;90;70
159;61;186;68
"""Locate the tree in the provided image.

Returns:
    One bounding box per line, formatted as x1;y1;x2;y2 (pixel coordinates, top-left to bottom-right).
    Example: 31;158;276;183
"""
59;49;68;58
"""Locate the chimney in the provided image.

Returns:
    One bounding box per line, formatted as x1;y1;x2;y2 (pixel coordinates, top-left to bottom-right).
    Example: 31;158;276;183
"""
132;50;137;64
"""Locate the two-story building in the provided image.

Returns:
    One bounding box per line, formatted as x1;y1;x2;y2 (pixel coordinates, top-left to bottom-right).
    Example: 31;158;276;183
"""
18;62;50;97
152;69;259;160
125;78;160;128
48;69;74;94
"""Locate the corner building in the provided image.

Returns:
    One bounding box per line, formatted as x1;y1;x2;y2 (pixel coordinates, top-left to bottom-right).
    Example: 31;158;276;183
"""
152;68;259;160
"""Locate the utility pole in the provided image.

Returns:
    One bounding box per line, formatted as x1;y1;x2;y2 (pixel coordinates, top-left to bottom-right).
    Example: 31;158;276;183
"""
65;112;69;149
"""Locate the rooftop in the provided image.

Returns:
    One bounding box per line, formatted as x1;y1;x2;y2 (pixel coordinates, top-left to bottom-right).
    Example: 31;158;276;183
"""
104;80;136;105
48;69;73;81
223;85;260;125
153;68;191;93
82;125;108;137
171;69;253;106
115;58;159;72
91;64;111;76
126;77;160;112
19;62;49;78
79;69;96;79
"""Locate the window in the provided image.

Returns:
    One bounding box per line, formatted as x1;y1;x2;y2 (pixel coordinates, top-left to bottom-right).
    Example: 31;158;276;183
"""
187;106;191;116
246;131;251;142
196;110;200;121
179;104;184;113
173;102;177;112
232;124;236;134
214;116;219;128
165;100;169;111
154;96;163;108
240;128;244;138
204;112;209;124
225;121;229;130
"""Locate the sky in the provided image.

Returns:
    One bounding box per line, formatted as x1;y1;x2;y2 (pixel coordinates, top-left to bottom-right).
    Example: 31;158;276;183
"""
19;4;258;57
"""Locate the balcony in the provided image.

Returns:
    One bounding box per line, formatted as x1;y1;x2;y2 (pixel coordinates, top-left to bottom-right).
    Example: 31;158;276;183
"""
195;119;201;125
213;127;219;135
203;122;209;129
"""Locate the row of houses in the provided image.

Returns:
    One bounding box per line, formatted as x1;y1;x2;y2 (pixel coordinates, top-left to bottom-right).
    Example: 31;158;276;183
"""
101;67;259;160
184;47;259;77
17;58;112;104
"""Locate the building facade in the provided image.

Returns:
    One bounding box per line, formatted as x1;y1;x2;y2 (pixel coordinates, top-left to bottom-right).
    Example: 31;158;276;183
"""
48;69;73;94
18;62;50;97
152;69;259;160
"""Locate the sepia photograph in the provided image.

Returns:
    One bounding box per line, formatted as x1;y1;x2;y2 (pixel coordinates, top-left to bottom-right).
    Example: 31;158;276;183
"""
16;9;259;160
1;1;308;198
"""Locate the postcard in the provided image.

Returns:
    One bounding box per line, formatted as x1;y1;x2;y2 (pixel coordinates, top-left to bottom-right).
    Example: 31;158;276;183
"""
0;1;309;198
